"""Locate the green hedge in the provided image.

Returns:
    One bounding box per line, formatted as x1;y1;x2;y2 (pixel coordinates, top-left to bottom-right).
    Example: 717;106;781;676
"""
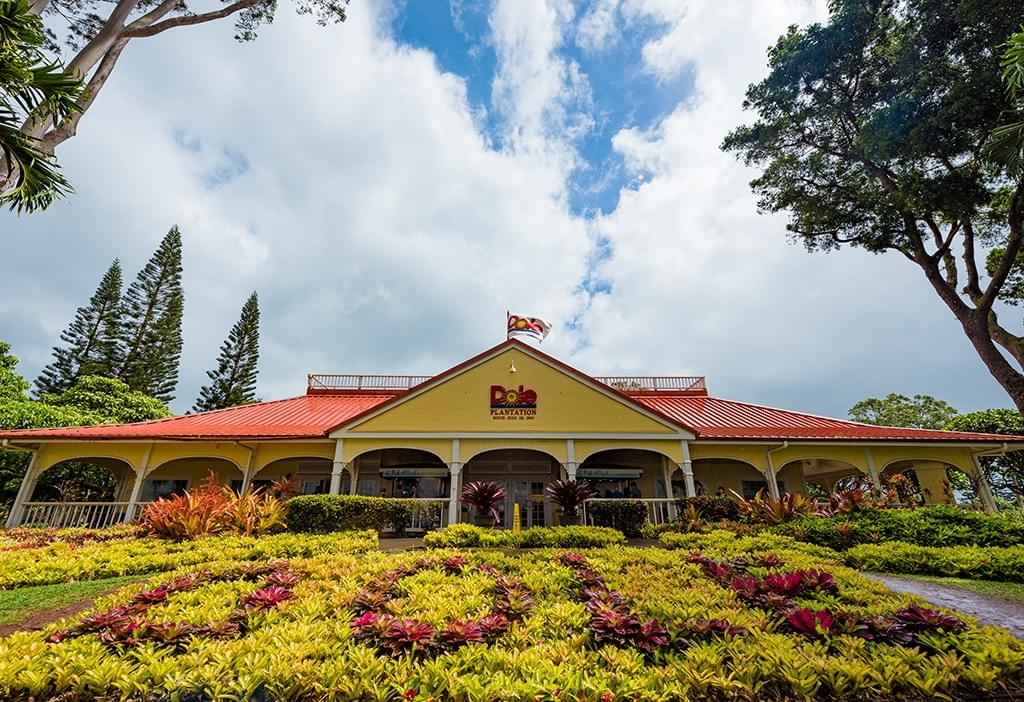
285;495;411;534
422;524;626;548
585;500;649;538
845;542;1024;583
771;506;1024;550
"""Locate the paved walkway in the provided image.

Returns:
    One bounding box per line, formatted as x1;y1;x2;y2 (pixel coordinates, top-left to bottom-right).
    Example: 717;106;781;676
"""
867;573;1024;639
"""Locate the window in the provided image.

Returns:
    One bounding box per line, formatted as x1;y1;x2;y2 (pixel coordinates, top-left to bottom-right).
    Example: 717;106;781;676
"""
142;479;188;502
740;480;786;499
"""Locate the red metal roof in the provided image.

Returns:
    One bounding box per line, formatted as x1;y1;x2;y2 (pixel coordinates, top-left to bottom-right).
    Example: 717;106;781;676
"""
632;395;1019;442
0;340;1018;444
0;394;395;441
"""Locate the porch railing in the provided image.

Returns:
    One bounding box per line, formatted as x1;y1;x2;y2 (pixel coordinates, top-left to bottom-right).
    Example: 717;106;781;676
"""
580;498;678;528
15;502;145;529
386;498;450;532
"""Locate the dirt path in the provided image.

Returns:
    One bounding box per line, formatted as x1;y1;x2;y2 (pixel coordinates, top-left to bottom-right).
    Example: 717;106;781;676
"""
868;573;1024;639
0;579;145;638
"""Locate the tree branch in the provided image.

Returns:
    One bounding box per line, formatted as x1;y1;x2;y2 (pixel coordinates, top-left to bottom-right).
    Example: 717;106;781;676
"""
962;218;983;302
41;38;129;152
124;0;262;38
980;180;1024;311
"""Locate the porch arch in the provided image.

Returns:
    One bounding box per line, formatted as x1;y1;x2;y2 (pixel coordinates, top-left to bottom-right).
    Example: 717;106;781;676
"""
30;456;133;502
144;457;243;500
577;448;673;499
779;457;868;497
690;457;774;498
349;447;449;498
462;448;561;528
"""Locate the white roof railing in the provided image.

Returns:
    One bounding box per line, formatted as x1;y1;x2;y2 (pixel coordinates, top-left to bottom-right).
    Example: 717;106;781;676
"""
308;373;705;393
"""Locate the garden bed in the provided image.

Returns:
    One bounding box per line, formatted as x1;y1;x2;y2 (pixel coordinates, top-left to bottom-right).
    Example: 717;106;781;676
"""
0;534;1021;700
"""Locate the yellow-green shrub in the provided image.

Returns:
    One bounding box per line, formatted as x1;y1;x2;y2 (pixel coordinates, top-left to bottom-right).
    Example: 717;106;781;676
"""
0;538;1020;700
845;542;1024;582
0;530;377;589
422;524;626;548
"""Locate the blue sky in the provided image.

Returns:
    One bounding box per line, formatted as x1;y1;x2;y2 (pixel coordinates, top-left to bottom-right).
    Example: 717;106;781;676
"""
0;0;1018;419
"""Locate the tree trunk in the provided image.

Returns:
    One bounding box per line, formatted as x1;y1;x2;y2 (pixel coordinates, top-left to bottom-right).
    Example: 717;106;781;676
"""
958;311;1024;414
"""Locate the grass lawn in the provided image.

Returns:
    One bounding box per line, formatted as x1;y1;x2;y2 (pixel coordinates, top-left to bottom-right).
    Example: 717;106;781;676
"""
0;575;148;625
895;574;1024;603
0;530;1022;700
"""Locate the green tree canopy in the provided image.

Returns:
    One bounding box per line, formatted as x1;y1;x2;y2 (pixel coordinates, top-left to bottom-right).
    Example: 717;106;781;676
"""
723;0;1024;413
848;393;960;429
0;0;81;212
945;409;1024;499
1;340;170;503
194;291;261;412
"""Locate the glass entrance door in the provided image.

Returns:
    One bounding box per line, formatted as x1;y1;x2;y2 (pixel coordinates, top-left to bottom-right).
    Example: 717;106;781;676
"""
511;480;548;528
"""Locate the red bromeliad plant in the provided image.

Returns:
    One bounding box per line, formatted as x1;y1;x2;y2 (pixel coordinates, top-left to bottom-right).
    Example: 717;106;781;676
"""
545;479;598;520
460;481;506;524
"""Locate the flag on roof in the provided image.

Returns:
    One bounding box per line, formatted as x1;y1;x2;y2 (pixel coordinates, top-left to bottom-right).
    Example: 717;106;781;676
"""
507;312;551;342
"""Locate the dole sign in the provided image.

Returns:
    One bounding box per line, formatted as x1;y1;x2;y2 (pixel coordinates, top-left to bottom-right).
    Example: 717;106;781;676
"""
490;384;537;421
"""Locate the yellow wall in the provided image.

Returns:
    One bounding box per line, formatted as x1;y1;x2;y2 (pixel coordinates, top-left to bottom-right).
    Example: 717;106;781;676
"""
146;457;242;485
575;439;681;463
460;439;567;463
341;438;453;464
344;348;680;435
688;444;769;470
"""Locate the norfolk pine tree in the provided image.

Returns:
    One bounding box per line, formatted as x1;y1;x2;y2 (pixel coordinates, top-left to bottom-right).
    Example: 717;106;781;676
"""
35;259;122;395
194;292;260;412
116;226;183;402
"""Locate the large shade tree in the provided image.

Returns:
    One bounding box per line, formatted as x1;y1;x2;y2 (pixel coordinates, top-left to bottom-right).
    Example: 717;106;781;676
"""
723;1;1024;412
0;0;350;206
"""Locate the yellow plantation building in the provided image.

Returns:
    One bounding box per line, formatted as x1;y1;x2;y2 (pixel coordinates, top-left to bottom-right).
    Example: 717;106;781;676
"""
2;339;1020;528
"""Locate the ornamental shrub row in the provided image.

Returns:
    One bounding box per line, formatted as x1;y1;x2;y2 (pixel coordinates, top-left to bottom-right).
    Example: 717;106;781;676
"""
422;523;625;548
771;506;1024;550
285;495;412;534
1;542;1022;700
0;530;377;589
844;542;1024;583
584;500;648;537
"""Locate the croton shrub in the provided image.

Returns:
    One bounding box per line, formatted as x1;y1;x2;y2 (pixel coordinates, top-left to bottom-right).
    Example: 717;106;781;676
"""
2;536;1022;700
0;530;378;589
422;524;625;549
584;500;649;537
285;494;413;534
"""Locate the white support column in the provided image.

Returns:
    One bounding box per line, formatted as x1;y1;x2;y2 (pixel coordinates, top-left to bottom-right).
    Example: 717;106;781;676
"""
124;443;154;523
764;443;786;500
448;439;462;525
863;448;883;492
329;439;345;495
680;440;696;498
970;453;999;514
239;444;256;494
565;439;577;481
661;457;674;500
5;451;40;529
347;464;359;495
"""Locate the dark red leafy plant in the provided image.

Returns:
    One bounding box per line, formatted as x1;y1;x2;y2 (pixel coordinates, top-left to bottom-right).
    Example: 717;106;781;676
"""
348;554;533;658
46;563;302;651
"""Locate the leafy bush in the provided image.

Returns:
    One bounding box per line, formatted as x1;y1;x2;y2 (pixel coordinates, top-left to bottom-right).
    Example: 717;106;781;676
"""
681;495;740;521
423;524;626;549
845;542;1024;583
734;490;816;523
773;506;1024;550
140;473;287;539
585;500;648;537
3;539;1023;700
285;494;412;534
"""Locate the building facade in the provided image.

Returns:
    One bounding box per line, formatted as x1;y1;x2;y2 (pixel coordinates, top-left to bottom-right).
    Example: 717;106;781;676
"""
2;340;1020;529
